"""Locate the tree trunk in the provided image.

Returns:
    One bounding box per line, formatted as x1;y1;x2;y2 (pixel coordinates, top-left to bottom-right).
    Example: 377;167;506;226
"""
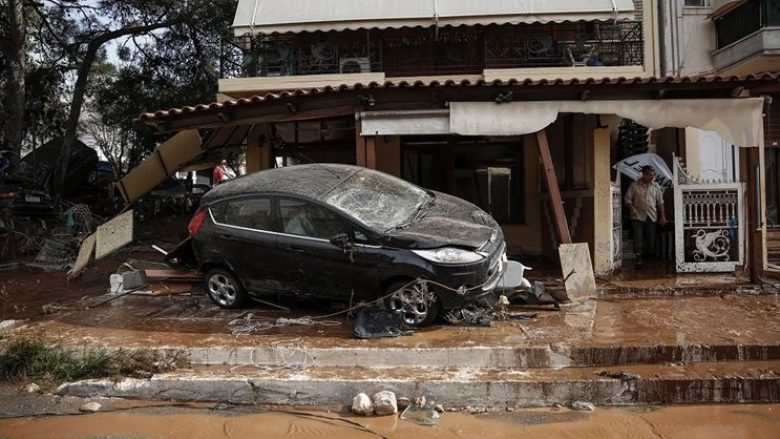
1;0;27;172
51;45;97;203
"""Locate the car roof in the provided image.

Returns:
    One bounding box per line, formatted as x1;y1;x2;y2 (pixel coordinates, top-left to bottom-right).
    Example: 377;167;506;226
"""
201;163;361;204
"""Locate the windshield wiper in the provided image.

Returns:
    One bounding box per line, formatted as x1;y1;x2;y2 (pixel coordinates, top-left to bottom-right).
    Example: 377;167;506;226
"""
387;195;435;233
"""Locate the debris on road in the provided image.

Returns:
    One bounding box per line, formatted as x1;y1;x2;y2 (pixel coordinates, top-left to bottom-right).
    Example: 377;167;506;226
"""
571;401;596;411
24;383;41;394
351;393;373;416
400;396;441;426
79;401;102;413
353;308;404;339
372;391;398;415
228;314;341;337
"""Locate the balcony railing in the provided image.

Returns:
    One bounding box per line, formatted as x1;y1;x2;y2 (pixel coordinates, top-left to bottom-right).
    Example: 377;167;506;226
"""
241;21;644;78
716;0;780;49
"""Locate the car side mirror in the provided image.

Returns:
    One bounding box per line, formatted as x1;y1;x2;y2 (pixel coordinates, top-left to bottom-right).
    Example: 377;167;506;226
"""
329;233;351;249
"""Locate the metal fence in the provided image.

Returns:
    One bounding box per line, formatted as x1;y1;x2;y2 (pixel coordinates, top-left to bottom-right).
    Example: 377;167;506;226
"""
242;21;645;78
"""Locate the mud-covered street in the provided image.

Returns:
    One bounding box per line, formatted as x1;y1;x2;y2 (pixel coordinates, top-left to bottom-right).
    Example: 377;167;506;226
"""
0;403;778;438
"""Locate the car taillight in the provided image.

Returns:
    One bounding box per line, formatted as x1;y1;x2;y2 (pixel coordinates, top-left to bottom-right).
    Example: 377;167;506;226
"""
188;209;207;236
0;192;18;199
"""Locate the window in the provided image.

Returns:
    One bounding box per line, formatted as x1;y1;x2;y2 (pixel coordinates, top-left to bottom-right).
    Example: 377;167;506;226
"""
211;198;274;231
279;199;351;239
453;144;525;224
684;0;710;6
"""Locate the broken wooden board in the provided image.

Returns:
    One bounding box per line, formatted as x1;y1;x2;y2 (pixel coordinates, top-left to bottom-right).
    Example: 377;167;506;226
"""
147;282;193;296
67;233;96;279
144;269;203;282
95;210;134;260
558;243;597;301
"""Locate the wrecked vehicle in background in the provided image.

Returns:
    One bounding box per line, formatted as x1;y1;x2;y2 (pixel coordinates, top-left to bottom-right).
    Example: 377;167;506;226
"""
166;164;531;326
19;138;98;197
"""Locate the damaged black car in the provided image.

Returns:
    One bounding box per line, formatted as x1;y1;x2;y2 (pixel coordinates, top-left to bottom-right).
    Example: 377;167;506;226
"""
167;164;529;326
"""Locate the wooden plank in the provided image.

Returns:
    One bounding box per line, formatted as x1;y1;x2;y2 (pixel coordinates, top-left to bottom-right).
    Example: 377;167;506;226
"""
535;130;572;244
746;146;764;282
365;136;377;169
355;118;366;167
144;269;203;282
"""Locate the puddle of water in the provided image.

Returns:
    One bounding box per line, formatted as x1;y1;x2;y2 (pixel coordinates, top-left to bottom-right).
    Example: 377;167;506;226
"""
0;405;777;439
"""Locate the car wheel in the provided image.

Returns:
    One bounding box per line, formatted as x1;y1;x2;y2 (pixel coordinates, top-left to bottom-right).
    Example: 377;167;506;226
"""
384;279;440;327
205;268;248;309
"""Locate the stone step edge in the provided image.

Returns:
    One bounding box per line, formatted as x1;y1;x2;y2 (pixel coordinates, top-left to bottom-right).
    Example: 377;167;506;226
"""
56;361;780;408
57;342;780;369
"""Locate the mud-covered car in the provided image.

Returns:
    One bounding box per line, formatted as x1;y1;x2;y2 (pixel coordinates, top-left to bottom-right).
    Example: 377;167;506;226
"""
167;164;528;326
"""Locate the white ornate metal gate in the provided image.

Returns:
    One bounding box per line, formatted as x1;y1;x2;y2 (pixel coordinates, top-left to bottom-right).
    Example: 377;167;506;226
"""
673;156;745;272
611;181;622;269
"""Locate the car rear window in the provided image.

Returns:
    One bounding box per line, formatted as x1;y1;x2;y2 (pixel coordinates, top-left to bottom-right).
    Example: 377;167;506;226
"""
211;197;273;231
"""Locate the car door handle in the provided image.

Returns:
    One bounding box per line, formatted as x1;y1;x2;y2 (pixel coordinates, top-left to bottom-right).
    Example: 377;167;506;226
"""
287;246;306;253
218;233;237;240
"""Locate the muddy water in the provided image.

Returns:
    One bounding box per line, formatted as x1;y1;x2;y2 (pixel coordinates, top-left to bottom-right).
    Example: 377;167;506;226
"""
0;405;778;438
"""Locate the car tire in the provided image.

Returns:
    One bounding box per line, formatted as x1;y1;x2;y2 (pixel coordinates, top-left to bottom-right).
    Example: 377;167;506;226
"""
205;268;248;309
384;279;440;327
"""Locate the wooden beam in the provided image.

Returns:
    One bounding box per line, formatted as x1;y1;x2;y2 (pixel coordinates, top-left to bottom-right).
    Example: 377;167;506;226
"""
355;118;366;167
365;136;377;169
535;129;572;244
746;146;764;282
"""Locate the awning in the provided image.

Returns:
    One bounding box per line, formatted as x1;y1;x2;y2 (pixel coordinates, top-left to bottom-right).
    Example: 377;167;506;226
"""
360;110;450;136
234;0;636;36
449;99;765;148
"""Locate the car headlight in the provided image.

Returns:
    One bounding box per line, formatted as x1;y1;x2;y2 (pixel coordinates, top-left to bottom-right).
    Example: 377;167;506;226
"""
411;247;484;265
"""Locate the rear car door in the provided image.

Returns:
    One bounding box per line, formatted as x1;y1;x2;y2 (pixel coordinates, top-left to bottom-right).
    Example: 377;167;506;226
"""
276;197;360;299
208;196;284;292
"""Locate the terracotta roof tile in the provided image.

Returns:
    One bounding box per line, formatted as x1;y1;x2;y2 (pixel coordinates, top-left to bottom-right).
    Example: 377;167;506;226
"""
138;72;780;122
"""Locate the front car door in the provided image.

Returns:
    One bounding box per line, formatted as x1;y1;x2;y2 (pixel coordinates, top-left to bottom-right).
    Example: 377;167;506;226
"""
276;197;361;299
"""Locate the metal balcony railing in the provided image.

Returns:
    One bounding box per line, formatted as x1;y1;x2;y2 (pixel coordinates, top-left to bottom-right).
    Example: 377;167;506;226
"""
240;21;644;79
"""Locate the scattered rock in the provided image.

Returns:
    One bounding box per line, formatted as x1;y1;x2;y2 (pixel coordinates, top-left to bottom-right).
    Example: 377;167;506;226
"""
552;403;562;409
434;404;444;413
571;401;595;412
506;407;514;412
372;391;398;416
351;393;373;416
397;397;411;410
24;383;41;393
466;406;486;414
79;401;102;413
414;395;426;408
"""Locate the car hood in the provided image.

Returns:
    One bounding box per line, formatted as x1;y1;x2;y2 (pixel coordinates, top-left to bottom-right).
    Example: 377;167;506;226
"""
385;192;499;250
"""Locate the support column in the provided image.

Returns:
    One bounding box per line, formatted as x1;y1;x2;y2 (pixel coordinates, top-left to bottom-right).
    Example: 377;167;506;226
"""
535;130;572;244
592;127;613;274
355;118;377;169
246;124;272;173
746;146;765;282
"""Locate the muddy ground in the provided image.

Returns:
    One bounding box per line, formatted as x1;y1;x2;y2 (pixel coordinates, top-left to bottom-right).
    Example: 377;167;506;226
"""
0;215;189;321
0;396;777;439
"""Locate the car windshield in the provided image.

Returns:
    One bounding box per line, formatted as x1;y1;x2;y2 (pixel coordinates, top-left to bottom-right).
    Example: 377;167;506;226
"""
322;169;431;232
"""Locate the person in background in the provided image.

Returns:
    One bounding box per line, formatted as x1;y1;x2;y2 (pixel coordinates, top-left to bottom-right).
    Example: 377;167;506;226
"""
213;160;236;185
624;165;666;269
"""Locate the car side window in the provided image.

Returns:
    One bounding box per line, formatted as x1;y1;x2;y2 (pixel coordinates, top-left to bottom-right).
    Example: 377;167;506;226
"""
214;197;273;231
279;199;351;239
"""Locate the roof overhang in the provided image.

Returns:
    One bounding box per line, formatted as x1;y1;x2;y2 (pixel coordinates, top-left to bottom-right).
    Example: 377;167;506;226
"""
233;0;636;36
137;74;780;132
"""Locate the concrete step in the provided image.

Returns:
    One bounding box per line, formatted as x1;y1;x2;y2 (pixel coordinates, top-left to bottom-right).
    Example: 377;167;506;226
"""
56;360;780;408
126;342;780;370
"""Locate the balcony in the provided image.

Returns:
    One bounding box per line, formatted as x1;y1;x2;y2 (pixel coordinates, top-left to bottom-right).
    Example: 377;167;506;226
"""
237;21;644;80
713;0;780;73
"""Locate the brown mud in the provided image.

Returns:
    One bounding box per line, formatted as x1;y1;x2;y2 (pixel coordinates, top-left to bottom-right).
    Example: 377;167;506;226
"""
0;404;778;438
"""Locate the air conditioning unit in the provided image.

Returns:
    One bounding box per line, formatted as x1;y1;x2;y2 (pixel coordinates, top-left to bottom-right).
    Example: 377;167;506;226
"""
339;57;371;74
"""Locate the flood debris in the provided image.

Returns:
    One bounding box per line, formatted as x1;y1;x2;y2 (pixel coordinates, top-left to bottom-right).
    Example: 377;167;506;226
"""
372;391;398;416
353;308;404;339
79;401;102;413
24;383;41;394
570;401;596;412
351;393;373;416
400;395;441;426
227;313;341;337
559;243;597;301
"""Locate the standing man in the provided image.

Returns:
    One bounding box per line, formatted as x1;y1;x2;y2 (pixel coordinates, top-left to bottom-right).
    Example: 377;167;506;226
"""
624;165;666;268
